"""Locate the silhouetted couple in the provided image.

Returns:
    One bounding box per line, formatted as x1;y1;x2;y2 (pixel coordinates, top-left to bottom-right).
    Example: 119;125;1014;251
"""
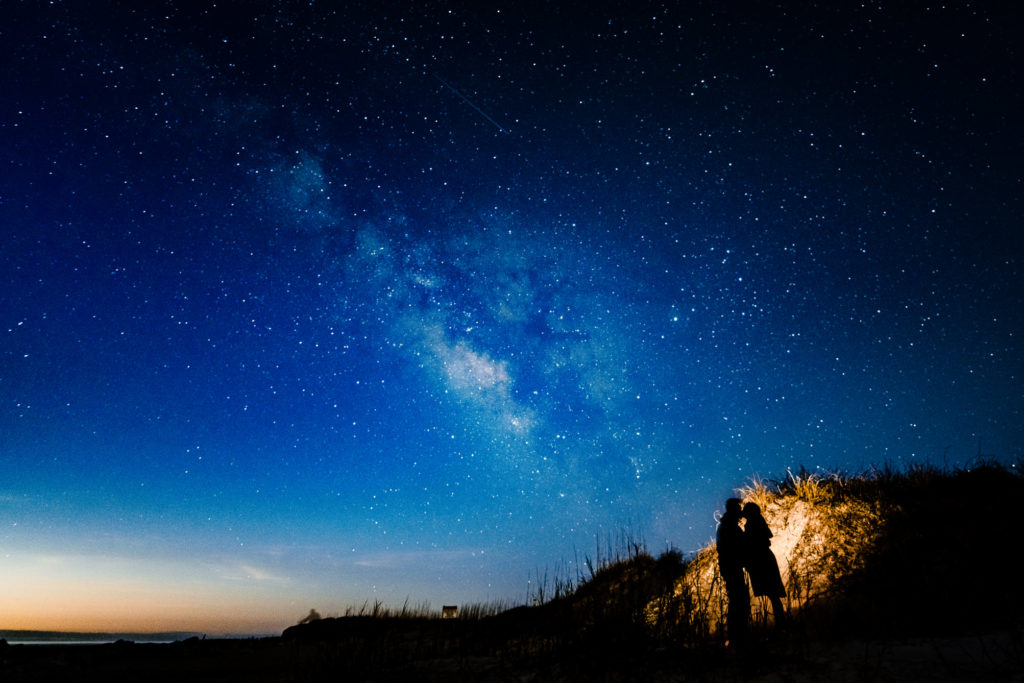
716;498;786;644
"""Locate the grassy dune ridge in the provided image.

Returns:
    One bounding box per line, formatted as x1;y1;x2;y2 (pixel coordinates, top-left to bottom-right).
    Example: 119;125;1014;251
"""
4;461;1022;681
273;460;1023;680
684;461;1024;637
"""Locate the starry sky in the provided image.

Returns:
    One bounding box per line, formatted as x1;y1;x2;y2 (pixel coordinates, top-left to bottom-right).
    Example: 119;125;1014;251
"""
2;1;1021;634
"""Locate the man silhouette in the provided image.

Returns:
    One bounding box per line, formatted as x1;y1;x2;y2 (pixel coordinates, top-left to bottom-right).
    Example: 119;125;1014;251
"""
717;497;749;645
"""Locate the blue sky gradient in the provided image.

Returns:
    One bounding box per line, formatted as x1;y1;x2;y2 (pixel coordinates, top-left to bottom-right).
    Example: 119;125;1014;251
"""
2;1;1020;632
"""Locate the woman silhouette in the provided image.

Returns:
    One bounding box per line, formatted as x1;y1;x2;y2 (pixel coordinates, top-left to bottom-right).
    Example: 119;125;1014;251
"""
741;502;787;625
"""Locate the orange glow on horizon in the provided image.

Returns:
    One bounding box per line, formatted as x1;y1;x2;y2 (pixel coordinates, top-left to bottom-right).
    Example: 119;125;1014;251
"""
2;585;297;634
0;552;312;635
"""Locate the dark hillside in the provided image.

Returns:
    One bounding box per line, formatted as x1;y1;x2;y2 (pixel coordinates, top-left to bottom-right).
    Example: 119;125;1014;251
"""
281;464;1024;672
813;464;1023;635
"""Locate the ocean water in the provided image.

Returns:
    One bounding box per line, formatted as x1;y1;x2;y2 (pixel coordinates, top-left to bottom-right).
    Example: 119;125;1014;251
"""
4;639;177;645
3;634;275;645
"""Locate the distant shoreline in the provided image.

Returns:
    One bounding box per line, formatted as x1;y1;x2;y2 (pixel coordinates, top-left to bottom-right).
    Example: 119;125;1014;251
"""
0;630;243;644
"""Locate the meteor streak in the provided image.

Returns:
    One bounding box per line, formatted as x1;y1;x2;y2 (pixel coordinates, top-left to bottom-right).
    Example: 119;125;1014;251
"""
433;73;510;135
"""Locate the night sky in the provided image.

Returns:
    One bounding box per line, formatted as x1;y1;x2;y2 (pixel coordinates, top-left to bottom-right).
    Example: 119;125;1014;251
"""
2;1;1021;634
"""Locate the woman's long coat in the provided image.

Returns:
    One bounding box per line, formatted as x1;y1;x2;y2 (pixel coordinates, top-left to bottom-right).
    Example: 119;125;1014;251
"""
744;514;786;598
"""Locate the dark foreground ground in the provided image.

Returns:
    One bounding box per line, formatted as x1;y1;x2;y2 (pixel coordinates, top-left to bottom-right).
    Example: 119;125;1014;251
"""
2;623;1021;682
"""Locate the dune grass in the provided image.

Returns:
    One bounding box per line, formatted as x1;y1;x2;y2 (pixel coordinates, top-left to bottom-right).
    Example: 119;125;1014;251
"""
734;458;1024;635
314;597;516;621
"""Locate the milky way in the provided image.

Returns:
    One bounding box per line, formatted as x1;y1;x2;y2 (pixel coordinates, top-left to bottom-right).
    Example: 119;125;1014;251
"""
1;2;1020;632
